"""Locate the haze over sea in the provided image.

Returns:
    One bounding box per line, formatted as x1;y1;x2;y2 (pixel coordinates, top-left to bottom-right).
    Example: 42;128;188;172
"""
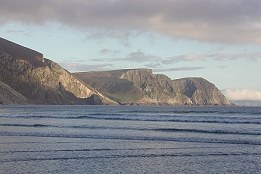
0;105;260;174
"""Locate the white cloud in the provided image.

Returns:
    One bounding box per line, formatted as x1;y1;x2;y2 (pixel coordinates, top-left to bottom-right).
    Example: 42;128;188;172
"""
222;89;261;101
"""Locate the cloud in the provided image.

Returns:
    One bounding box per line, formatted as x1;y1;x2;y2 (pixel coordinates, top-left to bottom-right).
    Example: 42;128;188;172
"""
162;52;261;64
6;30;26;33
126;51;161;62
144;62;161;68
207;52;261;61
222;89;261;101
162;54;206;64
99;48;121;55
5;29;29;36
92;51;261;65
154;66;205;72
59;62;114;72
232;100;261;107
1;0;261;44
216;65;227;70
91;51;162;62
86;29;139;47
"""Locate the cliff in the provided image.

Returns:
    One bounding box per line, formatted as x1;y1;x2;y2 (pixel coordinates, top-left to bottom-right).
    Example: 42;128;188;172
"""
74;69;231;106
0;37;115;105
172;78;231;105
0;37;44;67
76;70;146;104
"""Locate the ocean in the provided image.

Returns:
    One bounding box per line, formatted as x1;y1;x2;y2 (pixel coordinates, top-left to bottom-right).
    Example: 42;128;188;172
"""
0;105;260;174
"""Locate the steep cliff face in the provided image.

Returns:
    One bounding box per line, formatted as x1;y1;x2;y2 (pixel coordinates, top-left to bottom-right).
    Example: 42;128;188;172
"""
172;78;231;105
0;81;28;104
119;69;190;105
76;70;145;104
0;37;114;105
75;69;230;105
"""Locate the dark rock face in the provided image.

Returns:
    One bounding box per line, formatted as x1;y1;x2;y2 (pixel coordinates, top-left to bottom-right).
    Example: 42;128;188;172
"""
74;69;231;106
86;94;104;105
0;37;114;105
0;37;44;67
0;81;28;104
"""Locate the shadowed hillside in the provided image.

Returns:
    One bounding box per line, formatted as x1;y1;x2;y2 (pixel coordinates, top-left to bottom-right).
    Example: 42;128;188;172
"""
0;37;44;67
74;69;231;106
0;81;28;104
0;37;115;105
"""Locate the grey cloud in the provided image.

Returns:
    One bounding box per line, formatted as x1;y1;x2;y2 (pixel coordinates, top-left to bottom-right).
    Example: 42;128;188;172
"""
126;51;161;62
86;30;141;40
210;53;261;61
144;62;161;68
216;66;227;70
99;48;121;55
59;62;114;72
91;51;162;62
1;0;261;43
92;51;261;65
162;54;206;64
6;30;26;33
85;29;136;47
162;52;261;64
5;29;30;36
154;66;205;72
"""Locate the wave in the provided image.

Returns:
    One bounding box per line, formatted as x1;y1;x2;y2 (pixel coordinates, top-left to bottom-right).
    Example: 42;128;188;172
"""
0;123;49;127
118;109;261;115
79;116;261;125
0;124;260;136
1;114;260;125
0;146;225;154
0;131;260;145
1;151;260;163
155;128;261;135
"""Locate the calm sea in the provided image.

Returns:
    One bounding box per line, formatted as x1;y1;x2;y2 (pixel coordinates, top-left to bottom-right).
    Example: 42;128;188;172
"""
0;105;260;174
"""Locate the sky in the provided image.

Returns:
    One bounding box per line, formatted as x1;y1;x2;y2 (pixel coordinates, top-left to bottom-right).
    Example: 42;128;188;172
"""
0;0;261;103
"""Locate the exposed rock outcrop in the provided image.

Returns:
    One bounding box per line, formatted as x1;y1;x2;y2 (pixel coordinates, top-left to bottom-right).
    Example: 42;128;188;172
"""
75;69;231;106
172;78;231;105
76;70;145;104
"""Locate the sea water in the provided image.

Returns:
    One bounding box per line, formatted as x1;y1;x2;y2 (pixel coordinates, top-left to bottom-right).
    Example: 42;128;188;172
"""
0;105;260;174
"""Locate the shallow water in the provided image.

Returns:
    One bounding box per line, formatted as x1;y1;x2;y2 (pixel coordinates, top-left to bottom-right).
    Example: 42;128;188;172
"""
0;105;260;174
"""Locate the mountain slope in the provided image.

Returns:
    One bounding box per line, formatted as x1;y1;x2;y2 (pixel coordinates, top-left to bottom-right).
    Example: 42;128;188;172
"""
0;81;28;104
74;69;231;105
0;37;115;105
